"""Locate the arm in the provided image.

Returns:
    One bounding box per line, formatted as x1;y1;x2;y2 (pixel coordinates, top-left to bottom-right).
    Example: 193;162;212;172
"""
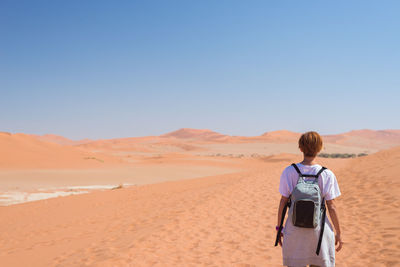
277;195;289;225
276;195;289;246
326;198;343;251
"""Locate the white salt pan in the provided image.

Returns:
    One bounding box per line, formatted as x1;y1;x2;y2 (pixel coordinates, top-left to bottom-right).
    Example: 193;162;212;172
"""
0;183;135;206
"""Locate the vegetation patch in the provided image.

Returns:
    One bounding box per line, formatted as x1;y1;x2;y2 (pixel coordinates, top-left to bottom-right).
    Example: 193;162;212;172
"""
318;153;368;158
83;156;104;163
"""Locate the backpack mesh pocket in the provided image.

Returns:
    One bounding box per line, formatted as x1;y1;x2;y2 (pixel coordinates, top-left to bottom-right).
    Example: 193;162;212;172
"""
293;200;315;228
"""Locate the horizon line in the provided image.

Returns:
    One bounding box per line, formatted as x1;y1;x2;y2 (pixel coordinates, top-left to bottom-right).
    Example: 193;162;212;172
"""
2;127;400;142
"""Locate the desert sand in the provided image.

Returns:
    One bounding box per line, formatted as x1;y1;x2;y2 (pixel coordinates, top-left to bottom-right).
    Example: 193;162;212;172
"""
0;129;399;266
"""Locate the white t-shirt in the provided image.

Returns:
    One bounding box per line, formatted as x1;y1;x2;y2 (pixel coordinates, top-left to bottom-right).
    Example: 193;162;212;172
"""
279;163;341;201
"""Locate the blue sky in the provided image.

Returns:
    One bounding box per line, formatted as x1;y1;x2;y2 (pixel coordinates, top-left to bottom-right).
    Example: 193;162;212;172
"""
1;1;399;140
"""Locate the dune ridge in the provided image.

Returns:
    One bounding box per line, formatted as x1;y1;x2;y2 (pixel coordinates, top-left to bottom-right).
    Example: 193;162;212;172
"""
31;134;92;146
2;128;400;170
0;132;122;169
323;129;400;149
161;128;228;141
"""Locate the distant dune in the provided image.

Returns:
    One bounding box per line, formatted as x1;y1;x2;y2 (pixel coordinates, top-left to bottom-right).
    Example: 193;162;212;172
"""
78;128;400;156
25;128;400;150
259;130;301;142
31;134;92;146
77;136;160;153
323;129;400;149
6;128;399;169
161;128;228;141
161;128;302;143
0;132;121;169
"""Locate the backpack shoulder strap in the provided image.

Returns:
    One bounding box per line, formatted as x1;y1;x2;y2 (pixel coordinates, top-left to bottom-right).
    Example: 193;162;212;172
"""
316;196;326;255
291;163;302;175
315;166;327;178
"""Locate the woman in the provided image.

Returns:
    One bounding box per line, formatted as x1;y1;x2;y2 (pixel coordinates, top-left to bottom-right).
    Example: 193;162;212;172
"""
276;131;343;267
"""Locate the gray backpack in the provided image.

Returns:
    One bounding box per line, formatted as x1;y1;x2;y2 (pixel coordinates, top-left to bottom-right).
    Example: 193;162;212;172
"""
291;163;326;228
275;163;327;255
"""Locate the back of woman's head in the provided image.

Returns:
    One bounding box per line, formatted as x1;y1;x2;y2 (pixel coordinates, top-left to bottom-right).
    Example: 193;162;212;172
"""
298;131;323;157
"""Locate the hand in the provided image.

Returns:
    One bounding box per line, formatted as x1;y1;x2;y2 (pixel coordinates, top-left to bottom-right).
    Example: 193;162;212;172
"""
278;231;284;247
335;234;343;252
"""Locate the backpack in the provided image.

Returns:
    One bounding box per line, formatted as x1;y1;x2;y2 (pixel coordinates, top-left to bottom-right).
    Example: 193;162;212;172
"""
275;163;327;255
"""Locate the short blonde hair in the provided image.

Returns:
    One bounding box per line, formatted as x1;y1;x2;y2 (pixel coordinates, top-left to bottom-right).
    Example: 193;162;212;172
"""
298;131;323;157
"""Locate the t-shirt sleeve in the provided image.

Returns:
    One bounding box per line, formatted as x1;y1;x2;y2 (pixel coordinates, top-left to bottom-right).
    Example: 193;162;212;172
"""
324;171;341;200
279;167;291;198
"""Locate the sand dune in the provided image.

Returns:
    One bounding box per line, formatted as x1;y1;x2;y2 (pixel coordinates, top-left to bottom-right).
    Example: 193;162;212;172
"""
0;146;398;266
0;155;293;266
259;130;301;143
0;132;122;169
75;128;400;158
31;134;92;146
323;129;400;150
77;137;207;156
27;128;400;151
1;129;399;266
160;128;400;149
333;146;400;266
160;128;302;144
70;128;400;160
77;137;160;154
161;128;228;141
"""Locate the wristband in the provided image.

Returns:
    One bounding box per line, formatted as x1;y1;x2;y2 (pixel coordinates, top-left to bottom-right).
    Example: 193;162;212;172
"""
276;226;281;231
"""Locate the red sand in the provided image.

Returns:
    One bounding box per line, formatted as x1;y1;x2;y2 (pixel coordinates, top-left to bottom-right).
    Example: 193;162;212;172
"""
0;147;399;266
0;129;399;266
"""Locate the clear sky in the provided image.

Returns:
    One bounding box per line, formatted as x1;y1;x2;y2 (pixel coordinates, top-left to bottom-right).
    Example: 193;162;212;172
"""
1;1;399;140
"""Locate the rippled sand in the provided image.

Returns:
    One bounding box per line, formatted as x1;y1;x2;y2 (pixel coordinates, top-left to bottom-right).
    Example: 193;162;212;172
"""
0;147;398;266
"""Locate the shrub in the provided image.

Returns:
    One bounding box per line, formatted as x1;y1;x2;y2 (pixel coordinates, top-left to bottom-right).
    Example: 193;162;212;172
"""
318;153;362;158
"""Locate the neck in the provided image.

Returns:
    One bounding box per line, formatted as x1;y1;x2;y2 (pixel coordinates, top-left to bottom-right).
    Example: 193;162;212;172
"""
301;155;317;165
